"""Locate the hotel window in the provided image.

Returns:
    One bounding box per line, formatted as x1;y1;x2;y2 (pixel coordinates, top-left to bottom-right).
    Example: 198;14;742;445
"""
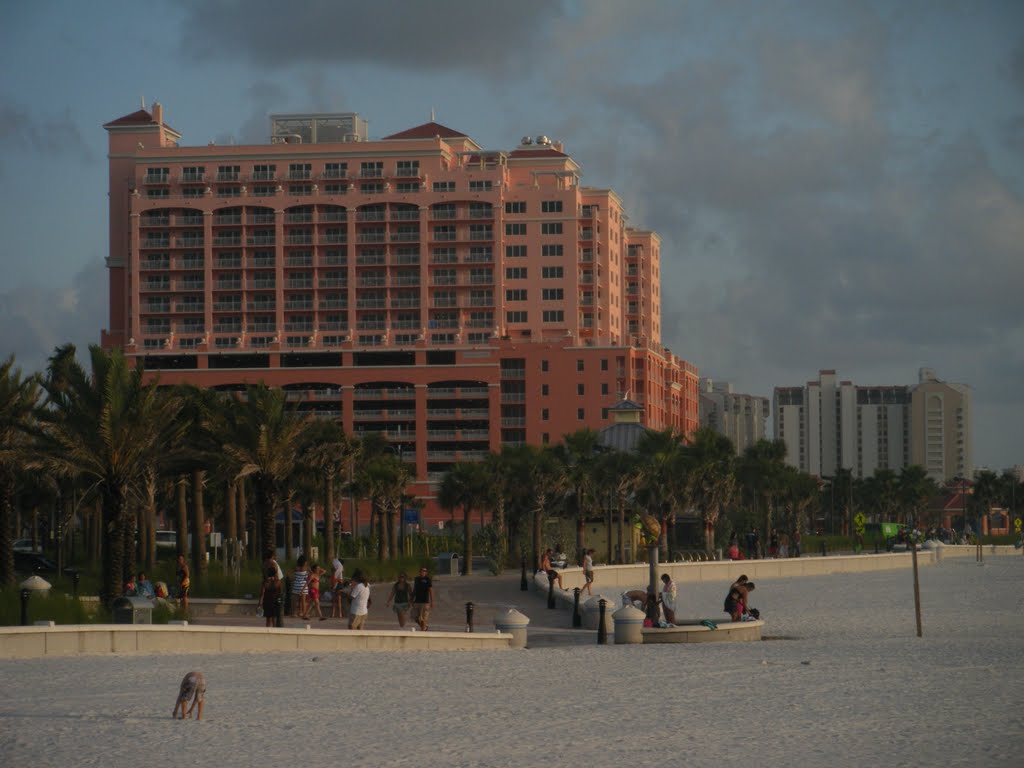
469;180;492;191
252;184;276;196
181;166;205;182
506;289;527;301
396;160;420;177
506;310;527;323
601;383;609;395
182;187;204;198
541;200;563;213
541;266;563;278
252;164;276;181
506;245;527;258
601;358;608;371
396;182;418;193
505;201;526;214
217;165;240;181
577;384;585;395
144;167;169;183
541;222;563;235
289;184;312;196
542;244;564;257
506;267;527;279
147;188;170;198
543;310;565;322
323;162;348;179
324;183;347;194
541;360;549;372
542;408;549;421
288;163;312;180
505;223;526;236
217;186;241;197
360;161;383;178
542;288;564;301
361;182;384;194
577;408;585;420
577;359;584;372
542;384;549;395
432;181;455;192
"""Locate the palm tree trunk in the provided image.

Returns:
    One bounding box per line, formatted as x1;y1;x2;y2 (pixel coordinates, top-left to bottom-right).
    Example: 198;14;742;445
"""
122;508;137;586
258;477;275;555
324;474;335;561
101;482;126;608
283;487;294;559
617;497;625;564
463;504;473;576
303;500;314;559
225;479;237;549
0;469;15;588
176;476;188;559
387;505;398;561
375;504;385;561
191;469;207;581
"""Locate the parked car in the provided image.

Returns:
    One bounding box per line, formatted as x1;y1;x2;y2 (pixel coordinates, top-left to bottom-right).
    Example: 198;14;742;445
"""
14;551;58;576
155;530;177;550
13;538;42;553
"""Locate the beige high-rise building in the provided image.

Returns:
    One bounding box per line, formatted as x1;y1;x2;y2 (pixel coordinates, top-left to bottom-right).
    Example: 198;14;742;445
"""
698;378;769;454
909;368;972;482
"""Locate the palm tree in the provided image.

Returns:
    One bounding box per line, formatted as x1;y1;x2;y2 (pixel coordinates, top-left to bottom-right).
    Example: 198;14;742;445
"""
504;444;567;571
438;461;490;575
635;429;689;557
736;439;787;548
218;384;313;555
298;420;357;562
596;449;640;563
686;427;737;553
860;469;900;523
554;429;603;561
897;465;939;529
0;356;42;588
38;345;184;605
778;466;820;538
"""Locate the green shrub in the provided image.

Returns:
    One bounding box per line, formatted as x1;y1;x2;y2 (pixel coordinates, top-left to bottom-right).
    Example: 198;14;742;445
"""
0;589;96;626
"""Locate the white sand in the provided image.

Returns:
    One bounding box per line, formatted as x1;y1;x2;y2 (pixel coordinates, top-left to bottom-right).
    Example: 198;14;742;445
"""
3;557;1023;767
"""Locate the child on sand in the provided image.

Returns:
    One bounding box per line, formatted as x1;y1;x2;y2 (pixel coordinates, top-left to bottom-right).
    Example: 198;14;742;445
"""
172;671;206;720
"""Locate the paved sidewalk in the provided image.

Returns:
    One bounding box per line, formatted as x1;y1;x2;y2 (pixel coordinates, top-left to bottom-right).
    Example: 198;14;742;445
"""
193;569;600;647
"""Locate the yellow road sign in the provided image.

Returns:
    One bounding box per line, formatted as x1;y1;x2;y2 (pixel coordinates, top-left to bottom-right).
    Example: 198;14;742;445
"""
1015;518;1021;532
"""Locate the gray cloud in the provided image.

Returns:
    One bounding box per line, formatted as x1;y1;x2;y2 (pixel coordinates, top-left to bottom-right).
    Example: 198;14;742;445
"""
0;104;93;163
0;260;107;375
174;0;562;77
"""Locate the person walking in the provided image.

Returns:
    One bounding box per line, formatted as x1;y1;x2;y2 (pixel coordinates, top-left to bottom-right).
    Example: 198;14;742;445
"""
330;558;346;619
348;570;370;630
258;566;282;628
660;573;678;624
581;549;595;596
290;555;309;618
385;571;413;628
304;563;324;620
412;566;434;631
175;553;190;614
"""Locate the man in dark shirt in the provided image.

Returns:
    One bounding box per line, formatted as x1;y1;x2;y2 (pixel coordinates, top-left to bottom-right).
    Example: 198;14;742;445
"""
412;566;434;631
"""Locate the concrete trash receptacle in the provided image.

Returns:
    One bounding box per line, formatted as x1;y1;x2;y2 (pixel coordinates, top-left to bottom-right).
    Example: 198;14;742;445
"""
582;595;615;633
436;552;461;576
112;596;154;624
613;604;646;644
494;608;530;648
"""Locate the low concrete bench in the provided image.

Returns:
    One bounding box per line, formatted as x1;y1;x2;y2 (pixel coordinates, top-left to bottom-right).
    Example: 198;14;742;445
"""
641;618;764;644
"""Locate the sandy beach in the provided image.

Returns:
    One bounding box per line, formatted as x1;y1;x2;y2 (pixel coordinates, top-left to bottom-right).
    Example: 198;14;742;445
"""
2;556;1022;767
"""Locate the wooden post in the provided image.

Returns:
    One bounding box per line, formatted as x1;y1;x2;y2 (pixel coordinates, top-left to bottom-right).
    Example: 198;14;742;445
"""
911;539;922;638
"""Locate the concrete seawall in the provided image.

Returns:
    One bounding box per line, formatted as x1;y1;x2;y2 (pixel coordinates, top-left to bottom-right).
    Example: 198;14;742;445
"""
0;625;512;659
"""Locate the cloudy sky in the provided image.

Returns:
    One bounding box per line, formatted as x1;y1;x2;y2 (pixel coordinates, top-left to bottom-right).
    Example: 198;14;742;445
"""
1;0;1021;470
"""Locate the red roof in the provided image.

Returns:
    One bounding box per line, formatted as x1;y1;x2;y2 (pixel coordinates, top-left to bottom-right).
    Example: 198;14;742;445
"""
103;109;158;128
103;109;179;135
382;122;468;140
508;147;568;158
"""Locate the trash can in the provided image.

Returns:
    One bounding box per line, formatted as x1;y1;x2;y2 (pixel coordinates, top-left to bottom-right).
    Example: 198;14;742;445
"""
436;552;461;576
112;596;154;624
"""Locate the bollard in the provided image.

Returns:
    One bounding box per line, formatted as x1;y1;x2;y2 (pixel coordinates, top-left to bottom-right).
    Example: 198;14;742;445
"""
572;588;582;628
875;537;880;554
465;601;474;633
547;577;556;609
20;588;30;626
820;540;827;557
520;556;528;591
72;571;80;598
597;599;608;644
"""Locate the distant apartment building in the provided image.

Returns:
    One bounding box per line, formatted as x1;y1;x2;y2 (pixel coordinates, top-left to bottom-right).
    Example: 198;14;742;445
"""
773;368;971;482
698;378;769;454
101;104;700;517
909;368;972;482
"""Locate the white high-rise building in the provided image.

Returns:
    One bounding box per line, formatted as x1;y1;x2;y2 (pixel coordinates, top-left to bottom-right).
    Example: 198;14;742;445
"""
698;378;769;454
774;370;913;479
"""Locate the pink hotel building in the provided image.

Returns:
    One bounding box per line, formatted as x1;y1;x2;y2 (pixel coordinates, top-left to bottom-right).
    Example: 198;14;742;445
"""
102;104;699;516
